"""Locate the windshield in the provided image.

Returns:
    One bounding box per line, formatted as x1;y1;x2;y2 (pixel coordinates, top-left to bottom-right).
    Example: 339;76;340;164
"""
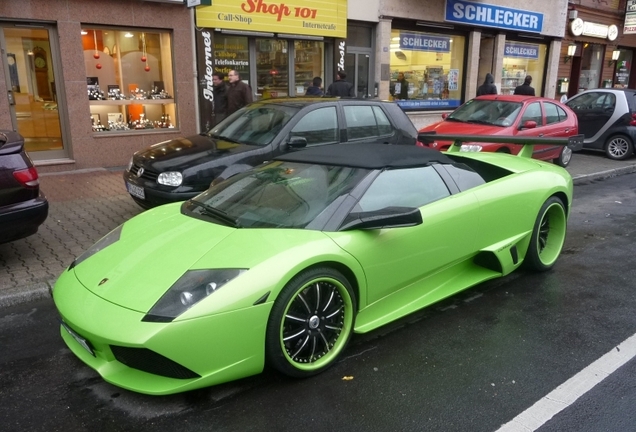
448;99;522;127
186;161;370;229
206;105;299;146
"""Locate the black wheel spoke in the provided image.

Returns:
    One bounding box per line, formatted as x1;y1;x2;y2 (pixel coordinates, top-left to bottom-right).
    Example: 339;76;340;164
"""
283;327;306;342
297;292;312;314
285;313;305;323
291;335;310;359
322;287;335;312
314;283;321;313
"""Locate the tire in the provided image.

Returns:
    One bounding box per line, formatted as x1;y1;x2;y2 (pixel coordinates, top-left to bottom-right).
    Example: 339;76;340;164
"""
266;267;356;378
553;146;573;167
524;196;567;272
605;135;634;160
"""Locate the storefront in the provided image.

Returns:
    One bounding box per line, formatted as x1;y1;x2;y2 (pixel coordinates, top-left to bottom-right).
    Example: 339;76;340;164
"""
194;0;347;130
375;0;567;126
0;0;196;171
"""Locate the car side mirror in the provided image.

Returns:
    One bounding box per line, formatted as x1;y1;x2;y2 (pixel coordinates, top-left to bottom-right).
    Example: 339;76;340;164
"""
287;136;308;149
441;113;449;119
520;120;537;130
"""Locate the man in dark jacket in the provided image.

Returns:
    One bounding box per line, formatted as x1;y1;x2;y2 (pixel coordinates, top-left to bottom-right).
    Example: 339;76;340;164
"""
391;72;409;100
306;77;323;96
476;73;498;96
514;75;535;96
226;70;253;115
212;72;228;126
326;70;355;97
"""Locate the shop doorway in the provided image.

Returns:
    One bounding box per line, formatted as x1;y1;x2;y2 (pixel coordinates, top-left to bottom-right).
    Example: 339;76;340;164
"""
0;23;68;160
344;50;372;98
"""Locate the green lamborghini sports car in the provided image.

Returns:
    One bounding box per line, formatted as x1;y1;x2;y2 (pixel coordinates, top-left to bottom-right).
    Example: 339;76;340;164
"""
53;141;574;395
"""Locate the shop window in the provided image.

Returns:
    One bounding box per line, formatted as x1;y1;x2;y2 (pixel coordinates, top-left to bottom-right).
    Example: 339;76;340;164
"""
389;29;465;110
257;39;289;98
502;41;546;95
294;40;325;96
213;35;250;86
82;27;176;133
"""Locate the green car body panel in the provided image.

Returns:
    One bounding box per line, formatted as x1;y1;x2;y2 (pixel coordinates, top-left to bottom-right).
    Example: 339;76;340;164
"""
53;143;573;395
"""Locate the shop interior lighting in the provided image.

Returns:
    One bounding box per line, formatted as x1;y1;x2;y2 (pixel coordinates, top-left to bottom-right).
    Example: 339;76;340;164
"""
564;44;576;63
124;32;134;38
609;49;621;66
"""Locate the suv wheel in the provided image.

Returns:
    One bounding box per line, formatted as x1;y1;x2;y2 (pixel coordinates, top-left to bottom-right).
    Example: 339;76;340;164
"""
605;135;634;160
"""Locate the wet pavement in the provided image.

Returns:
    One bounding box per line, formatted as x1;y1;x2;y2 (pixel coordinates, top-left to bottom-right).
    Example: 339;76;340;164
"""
1;151;635;306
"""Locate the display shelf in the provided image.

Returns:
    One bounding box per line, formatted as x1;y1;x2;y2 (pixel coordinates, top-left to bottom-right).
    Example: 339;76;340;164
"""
89;98;175;106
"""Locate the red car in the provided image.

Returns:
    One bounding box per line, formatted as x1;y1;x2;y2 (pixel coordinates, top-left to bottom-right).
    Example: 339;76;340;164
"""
418;95;579;167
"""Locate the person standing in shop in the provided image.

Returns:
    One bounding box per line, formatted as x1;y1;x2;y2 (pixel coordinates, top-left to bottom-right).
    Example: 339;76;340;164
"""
391;72;409;100
306;77;324;96
476;73;498;96
514;75;535;96
226;70;253;115
211;72;228;126
326;70;355;97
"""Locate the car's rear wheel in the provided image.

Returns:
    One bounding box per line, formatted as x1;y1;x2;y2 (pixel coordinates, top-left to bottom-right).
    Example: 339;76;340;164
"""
553;146;573;167
266;267;356;378
524;196;567;272
605;135;633;160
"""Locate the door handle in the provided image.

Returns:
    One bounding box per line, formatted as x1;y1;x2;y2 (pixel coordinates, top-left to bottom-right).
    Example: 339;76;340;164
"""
7;91;15;106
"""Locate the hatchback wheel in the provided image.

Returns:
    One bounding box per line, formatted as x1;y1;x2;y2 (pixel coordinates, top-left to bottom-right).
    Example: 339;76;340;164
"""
605;135;633;160
553;146;573;167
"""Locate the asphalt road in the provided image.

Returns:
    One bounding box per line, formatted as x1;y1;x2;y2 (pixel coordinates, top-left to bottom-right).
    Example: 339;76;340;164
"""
1;174;636;432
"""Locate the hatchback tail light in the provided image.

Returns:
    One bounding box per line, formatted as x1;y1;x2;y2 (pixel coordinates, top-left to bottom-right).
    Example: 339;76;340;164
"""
630;113;636;126
13;167;40;187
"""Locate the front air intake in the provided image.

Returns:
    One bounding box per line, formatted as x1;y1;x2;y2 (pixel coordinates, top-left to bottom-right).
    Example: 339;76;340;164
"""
110;345;200;379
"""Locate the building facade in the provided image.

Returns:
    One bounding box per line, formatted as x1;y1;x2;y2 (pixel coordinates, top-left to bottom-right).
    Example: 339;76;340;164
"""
0;0;196;172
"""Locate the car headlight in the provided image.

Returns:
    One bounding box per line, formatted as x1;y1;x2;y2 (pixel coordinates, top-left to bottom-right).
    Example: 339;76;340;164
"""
158;171;183;186
126;157;133;171
69;225;123;269
460;144;483;152
142;269;247;322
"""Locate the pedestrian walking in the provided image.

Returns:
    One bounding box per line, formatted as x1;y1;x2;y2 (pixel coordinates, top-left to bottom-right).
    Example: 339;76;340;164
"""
326;70;355;97
226;70;253;115
306;77;323;96
514;75;535;96
476;73;498;96
212;72;228;126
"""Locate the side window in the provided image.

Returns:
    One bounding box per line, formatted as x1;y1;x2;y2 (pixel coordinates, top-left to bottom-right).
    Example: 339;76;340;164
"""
442;163;487;191
601;93;616;109
356;166;450;212
344;105;380;140
544;102;565;125
520;102;543;127
372;106;393;136
290;107;338;146
566;92;601;111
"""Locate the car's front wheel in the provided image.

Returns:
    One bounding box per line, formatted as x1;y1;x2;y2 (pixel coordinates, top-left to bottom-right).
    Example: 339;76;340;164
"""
266;267;356;378
524;196;567;272
553;146;573;167
605;135;634;160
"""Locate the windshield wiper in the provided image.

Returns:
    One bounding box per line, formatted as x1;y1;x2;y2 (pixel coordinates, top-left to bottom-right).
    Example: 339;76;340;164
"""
465;119;493;125
209;134;243;145
188;200;238;227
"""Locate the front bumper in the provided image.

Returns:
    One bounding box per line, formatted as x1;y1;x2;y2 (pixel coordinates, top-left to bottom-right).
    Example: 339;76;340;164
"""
53;269;270;395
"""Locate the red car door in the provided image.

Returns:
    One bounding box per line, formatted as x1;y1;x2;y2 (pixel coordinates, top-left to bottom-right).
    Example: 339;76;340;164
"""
515;101;562;161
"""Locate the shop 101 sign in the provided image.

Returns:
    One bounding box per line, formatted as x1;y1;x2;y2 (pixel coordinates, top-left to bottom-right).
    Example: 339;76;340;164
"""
241;0;318;21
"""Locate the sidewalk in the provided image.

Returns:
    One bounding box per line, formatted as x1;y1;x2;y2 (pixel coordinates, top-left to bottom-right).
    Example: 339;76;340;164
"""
1;151;635;307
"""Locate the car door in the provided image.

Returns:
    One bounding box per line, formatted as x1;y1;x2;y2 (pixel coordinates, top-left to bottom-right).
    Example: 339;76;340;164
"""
514;101;557;159
329;165;480;306
530;101;577;160
566;92;615;138
342;104;397;144
285;106;339;148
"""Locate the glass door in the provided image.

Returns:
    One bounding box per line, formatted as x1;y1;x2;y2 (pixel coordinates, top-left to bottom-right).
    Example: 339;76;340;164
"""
344;51;371;98
0;24;67;160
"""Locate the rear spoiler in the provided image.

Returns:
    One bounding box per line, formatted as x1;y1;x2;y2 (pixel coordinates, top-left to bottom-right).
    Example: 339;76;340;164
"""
417;132;584;158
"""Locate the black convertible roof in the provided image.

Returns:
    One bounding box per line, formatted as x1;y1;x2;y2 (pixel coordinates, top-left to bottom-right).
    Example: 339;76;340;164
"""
275;143;454;169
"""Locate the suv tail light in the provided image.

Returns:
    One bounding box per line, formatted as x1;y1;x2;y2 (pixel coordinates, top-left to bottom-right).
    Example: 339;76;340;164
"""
630;113;636;126
13;167;40;188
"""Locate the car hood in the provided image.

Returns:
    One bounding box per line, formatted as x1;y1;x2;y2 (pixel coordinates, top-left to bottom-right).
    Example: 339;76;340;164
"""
134;135;259;172
73;203;334;314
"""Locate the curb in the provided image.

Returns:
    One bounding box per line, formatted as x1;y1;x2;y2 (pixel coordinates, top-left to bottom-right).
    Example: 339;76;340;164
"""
572;164;636;185
0;281;53;308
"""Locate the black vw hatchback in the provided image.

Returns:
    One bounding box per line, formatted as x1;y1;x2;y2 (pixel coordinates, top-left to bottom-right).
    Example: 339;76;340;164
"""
123;98;419;208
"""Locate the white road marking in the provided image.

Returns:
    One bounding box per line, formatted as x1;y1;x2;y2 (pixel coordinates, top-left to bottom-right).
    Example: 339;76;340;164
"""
496;332;636;431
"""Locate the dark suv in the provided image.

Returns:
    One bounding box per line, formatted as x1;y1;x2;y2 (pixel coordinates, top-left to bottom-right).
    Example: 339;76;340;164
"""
0;130;49;244
565;89;636;160
123;98;419;208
